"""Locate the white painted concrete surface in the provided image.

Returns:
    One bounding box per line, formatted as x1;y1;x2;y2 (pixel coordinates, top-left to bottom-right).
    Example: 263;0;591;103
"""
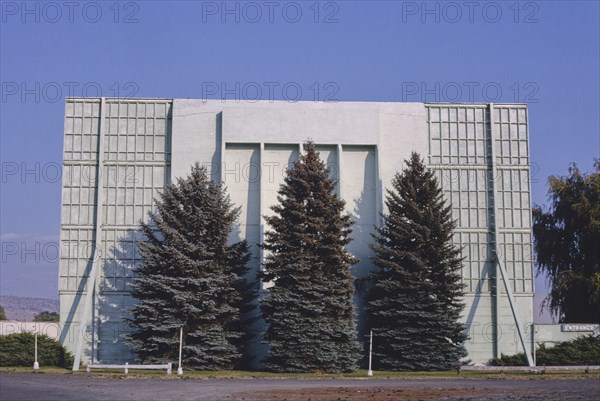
59;99;537;366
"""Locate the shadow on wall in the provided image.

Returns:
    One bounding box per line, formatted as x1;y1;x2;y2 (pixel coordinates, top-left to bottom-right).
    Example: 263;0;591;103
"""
210;112;223;182
58;228;136;366
96;228;141;363
462;237;495;348
58;249;94;366
346;152;378;367
98;222;266;368
229;223;264;370
350;189;371;368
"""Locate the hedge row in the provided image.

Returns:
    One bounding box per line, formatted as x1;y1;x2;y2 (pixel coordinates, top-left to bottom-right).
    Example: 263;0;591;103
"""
0;333;73;368
490;334;600;366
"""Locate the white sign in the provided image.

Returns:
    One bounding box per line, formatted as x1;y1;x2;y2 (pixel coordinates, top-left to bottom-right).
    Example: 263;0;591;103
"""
561;324;599;332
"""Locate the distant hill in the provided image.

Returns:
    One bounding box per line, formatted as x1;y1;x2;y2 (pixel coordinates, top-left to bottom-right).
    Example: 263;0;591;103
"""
0;295;59;321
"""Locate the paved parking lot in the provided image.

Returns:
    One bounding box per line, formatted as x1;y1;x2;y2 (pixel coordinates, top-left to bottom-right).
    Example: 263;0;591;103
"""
1;372;599;401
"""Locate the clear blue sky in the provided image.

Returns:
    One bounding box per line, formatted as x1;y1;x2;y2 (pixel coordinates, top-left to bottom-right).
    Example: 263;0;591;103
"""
1;1;598;320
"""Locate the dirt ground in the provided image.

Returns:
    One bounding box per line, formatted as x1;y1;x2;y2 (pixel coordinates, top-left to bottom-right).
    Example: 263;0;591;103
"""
1;372;599;401
235;386;493;401
234;382;599;401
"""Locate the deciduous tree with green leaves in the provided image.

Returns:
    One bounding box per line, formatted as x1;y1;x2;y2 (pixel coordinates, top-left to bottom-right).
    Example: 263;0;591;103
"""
126;164;255;370
260;142;360;373
533;161;600;323
367;152;467;371
33;311;59;322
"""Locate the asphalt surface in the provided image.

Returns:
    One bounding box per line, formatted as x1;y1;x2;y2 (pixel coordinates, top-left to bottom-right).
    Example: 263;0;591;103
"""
1;372;599;401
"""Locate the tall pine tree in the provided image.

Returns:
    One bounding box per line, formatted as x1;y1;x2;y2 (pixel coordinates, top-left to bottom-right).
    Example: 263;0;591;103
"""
368;152;467;371
260;142;360;373
126;164;255;370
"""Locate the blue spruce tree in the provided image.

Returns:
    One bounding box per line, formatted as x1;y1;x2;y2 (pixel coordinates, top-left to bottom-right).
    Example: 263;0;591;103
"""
126;164;255;370
261;142;360;372
368;152;467;371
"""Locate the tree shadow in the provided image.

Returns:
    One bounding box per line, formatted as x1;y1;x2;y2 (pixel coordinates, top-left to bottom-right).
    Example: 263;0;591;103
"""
346;154;378;367
58;248;94;365
229;222;264;370
462;238;496;354
95;228;143;363
210;112;223;182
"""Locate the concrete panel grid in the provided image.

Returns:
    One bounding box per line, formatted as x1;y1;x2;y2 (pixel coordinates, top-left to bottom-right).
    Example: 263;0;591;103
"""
59;99;535;366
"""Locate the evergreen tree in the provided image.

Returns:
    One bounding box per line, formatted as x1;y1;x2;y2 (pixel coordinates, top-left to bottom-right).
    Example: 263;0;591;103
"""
260;142;360;373
126;164;254;370
368;152;467;371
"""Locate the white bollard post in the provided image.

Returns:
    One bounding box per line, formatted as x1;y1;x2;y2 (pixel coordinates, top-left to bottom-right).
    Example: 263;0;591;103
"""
125;362;129;375
33;332;39;370
367;330;373;377
532;323;536;367
177;326;183;375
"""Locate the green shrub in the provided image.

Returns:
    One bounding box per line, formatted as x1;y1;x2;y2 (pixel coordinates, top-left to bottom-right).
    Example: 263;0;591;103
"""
490;334;600;366
33;311;60;322
0;333;73;368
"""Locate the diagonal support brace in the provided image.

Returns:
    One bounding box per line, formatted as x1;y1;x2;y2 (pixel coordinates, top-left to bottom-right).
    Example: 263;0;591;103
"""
495;253;534;367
